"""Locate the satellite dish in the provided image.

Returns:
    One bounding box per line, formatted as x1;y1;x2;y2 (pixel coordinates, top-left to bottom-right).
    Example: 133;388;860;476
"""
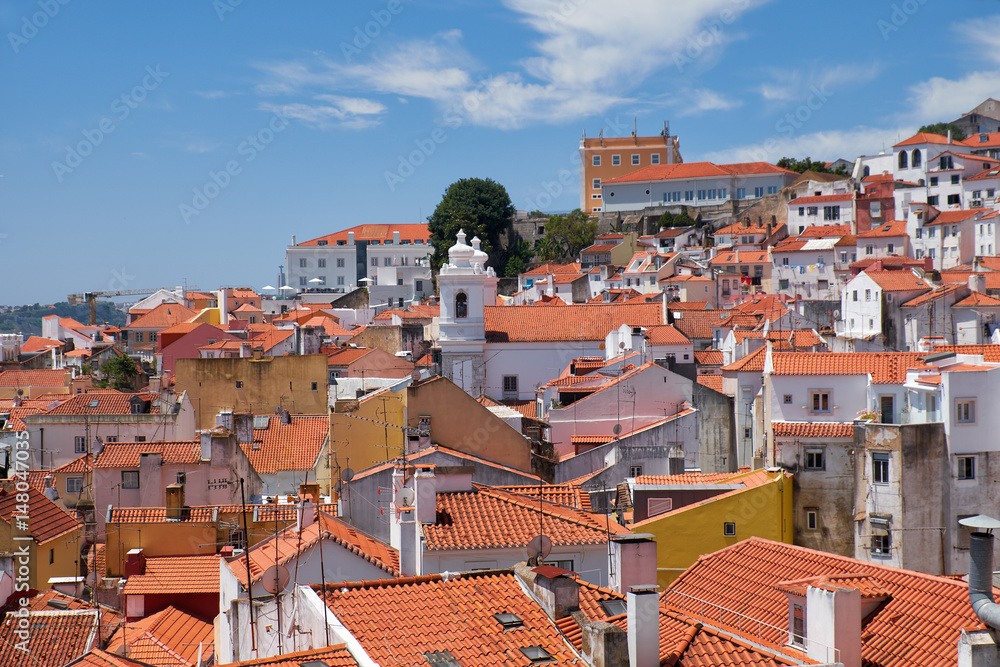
334;481;343;493
341;468;355;482
411;369;421;382
527;535;552;562
261;564;290;594
399;487;415;506
613;423;622;435
619;342;625;349
16;389;23;396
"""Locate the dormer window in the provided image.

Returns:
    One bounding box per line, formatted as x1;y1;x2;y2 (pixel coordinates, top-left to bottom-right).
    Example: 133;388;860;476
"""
455;292;468;319
790;602;806;646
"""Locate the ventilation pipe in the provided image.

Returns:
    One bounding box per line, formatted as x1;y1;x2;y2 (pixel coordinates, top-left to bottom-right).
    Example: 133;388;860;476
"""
961;515;1000;629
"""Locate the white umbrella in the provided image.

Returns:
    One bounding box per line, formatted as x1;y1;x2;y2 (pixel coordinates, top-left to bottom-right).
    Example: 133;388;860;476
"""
280;285;294;291
262;285;276;291
308;278;323;284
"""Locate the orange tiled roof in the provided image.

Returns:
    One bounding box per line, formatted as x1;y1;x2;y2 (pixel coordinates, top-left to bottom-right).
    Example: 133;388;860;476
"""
955;292;1000;307
45;391;159;416
697;375;724;392
94;441;202;468
925;208;987;225
790;193;853;204
299;223;431;246
771;421;854;438
665;536;991;666
122;555;221;595
635;471;736;485
230;511;398;586
25;590;122;642
106;605;214;666
126;302;197;330
424;484;629;551
901;283;967;307
241;414;328;474
69;649;165;666
485;303;664;342
694;349;724;365
720;346;768;372
217;645;358;667
714;219;772;236
858;220;908;238
669;309;731;340
521;262;582;275
925;344;1000;361
350;445;541;484
107;506;217;523
0;486;80;544
3;405;45;431
644;324;691;345
316;571;581;666
21;335;64;353
709;250;769;265
893;131;955;147
327;346;375;366
493;484;592;511
0;369;70;387
0;609;100;666
862;269;932;292
770;351;928;384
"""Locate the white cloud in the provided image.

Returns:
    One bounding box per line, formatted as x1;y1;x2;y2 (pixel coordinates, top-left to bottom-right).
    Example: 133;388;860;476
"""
258;95;387;130
757;64;880;103
677;89;742;117
193;90;232;100
701;125;911;164
902;71;1000;125
251;1;771;129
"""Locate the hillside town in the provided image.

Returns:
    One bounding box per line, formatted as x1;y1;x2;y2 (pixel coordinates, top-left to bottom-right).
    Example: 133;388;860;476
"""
10;104;1000;667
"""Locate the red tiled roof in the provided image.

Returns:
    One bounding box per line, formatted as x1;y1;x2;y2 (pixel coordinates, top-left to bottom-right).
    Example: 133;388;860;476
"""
217;645;358;667
771;421;854;438
122;555;221;595
241;414;327;474
45;391;159;416
94;441;202;468
665;536;992;667
69;649;172;666
858;220;908;238
695;349;724;365
327;346;375;366
0;486;80;544
636;471;736;485
862;269;932;292
771;351;928;384
697;375;724;392
924;208;988;225
901;283;967;307
0;369;70;387
23;590;122;643
485;303;664;342
106;605;214;666
350;445;541;484
849;255;925;271
316;571;581;666
796;223;852;238
709;250;769;265
126;302;197;330
21;335;64;353
789;193;853;204
644;324;690;345
300;223;431;245
108;506;217;523
3;405;45;431
955;292;1000;307
721;346;768;372
606;161;793;184
521;262;582;275
714;220;772;235
0;609;100;666
424;484;629;551
893;132;955;147
669;309;731;341
493;484;592;511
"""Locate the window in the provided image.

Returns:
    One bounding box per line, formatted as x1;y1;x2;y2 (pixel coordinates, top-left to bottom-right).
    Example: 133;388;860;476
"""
384;257;392;266
768;186;778;194
66;477;83;495
853;290;858;301
697;190;707;200
631;154;640;165
952;174;960;185
299;258;307;268
685;190;694;201
311;382;318;391
779;278;789;290
781;257;789;266
317;275;326;285
791;603;805;646
502;375;518;399
958;456;975;480
723;522;736;536
415;280;424;292
455;292;468;319
122;471;139;489
318;258;326;268
49;549;54;565
783;394;793;404
871;534;891;557
866;244;873;255
798;207;805;216
235;380;244;389
336;258;344;268
806;509;818;530
592;155;600;166
898;151;908;169
929;176;938;187
805;448;825;470
135;436;146;442
911;149;921;167
810;391;831;413
989;189;996;198
887;243;894;253
74;436;86;454
612;154;620;166
754;187;764;198
872;452;889;484
807;206;818;216
956;399;976;423
337;276;344;285
651;153;660;164
823;206;840;221
592;178;601;190
736;187;746;199
629;465;644;478
871;201;881;217
591;193;601;199
865;288;871;301
947;194;961;206
299;277;307;286
175;472;186;486
371;257;378;267
916;228;923;239
708;189;717;199
927;195;939;206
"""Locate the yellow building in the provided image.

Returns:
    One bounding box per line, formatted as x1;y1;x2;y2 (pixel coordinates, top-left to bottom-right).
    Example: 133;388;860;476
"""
0;484;83;590
630;468;793;587
330;384;406;483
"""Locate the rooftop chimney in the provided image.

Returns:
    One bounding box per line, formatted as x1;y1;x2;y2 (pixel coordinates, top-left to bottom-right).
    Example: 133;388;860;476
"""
299;482;321;506
165;483;185;521
234;413;254;444
124;548;146;577
806;585;862;667
515;563;580;621
610;534;658;594
970;273;987;294
215;411;235;431
398;506;418;576
628;586;660;667
296;498;314;533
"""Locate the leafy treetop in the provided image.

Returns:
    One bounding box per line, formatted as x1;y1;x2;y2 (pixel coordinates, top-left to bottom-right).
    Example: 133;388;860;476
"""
427;178;515;271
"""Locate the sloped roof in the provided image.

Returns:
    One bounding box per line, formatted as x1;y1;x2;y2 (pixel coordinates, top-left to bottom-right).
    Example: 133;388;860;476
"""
893;132;955;147
924;208;987;225
862;270;932;292
316;571;580;666
521;262;582;275
770;352;928;384
669;309;731;341
21;336;64;353
720;346;768;373
216;645;359;667
423;484;629;551
122;555;221;595
790;193;853;204
492;484;592;511
771;422;854;438
484;303;664;342
709;250;770;265
65;649;163;666
126;302;197;330
299;223;431;246
241;414;327;474
45;392;159;416
696;375;724;392
858;220;908;238
0;609;99;666
0;486;80;544
955;292;1000;307
695;349;724;365
665;536;992;667
901;283;967;307
106;605;214;666
94;441;202;468
0;369;70;387
644;324;691;345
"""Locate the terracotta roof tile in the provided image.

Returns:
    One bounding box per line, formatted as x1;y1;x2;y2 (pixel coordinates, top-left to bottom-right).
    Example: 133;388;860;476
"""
901;283;967;307
669;309;731;341
106;605;214;666
492;484;592;511
94;441;202;468
862;269;932;292
721;346;768;372
665;537;992;666
22;590;122;643
0;609;100;666
714;219;773;236
924;344;1000;361
240;414;327;474
21;336;64;353
893;131;955;147
485;303;664;342
924;208;988;225
771;421;854;438
122;556;221;595
0;369;70;388
521;262;582;275
790;193;853;204
695;349;724;365
644;324;691;345
955;292;1000;306
709;250;769;265
217;645;358;666
0;486;80;544
316;571;580;666
350;446;541;484
108;506;217;523
299;223;430;246
126;302;197;330
45;392;160;416
68;649;162;666
697;375;724;392
636;471;736;485
424;484;629;551
770;351;928;384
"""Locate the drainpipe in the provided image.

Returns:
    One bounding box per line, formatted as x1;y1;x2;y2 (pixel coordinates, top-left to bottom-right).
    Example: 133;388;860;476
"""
961;515;1000;629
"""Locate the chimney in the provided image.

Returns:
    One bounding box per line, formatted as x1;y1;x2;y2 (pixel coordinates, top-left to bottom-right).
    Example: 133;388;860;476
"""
948;129;953;144
398;506;419;576
515;563;580;620
805;585;862;667
923;256;934;272
348;231;355;245
292;235;296;246
299;482;321;506
414;466;437;524
124;548;146;577
296;498;314;533
165;483;185;520
609;534;657;594
215;411;235;431
199;430;212;461
393;231;401;244
970;273;987;294
965;518;1000;630
281;409;291;425
628;586;660;667
234;413;253;444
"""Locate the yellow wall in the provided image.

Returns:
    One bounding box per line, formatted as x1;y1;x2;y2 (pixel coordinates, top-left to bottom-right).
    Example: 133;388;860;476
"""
175;355;329;429
189;308;221;325
609;233;639;267
634;470;793;588
0;520;82;589
330;388;406;479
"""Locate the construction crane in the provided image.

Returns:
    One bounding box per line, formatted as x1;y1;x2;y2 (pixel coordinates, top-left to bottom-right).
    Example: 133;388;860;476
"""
67;287;195;325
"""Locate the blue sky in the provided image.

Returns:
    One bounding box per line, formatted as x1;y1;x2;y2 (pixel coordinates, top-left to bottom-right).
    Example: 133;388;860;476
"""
2;0;998;304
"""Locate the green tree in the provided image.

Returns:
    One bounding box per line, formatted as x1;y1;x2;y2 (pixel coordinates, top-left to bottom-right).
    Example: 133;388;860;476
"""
917;122;967;142
503;239;534;277
103;354;139;391
776;156;849;176
539;209;597;261
657;211;697;228
427;178;515;271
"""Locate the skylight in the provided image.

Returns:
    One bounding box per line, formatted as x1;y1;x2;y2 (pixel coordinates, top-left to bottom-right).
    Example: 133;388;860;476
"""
598;599;628;616
424;650;463;666
519;646;553;662
494;612;523;629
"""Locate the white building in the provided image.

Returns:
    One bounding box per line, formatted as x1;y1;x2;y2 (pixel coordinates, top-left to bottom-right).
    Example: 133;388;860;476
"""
909;207;984;270
838;270;933;345
786;193;854;234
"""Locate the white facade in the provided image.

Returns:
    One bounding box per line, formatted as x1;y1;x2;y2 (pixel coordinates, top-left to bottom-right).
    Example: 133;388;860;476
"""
601;167;794;213
786;195;854;234
838;273;886;340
